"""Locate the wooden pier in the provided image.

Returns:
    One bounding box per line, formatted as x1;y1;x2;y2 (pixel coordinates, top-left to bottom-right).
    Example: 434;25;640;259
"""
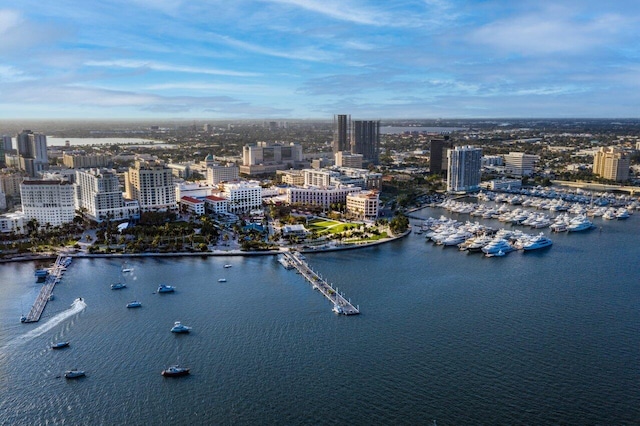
281;252;360;315
23;255;70;323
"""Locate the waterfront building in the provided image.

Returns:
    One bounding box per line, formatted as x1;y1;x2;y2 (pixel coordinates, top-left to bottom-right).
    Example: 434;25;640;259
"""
20;180;75;227
285;185;361;209
346;190;380;220
335;151;363;168
207;163;239;185
221;181;262;214
333;114;351;154
447;146;482;193
504;152;539;177
429;137;452;174
481;178;522;191
0;211;25;234
593;147;630;182
240;142;306;175
75;168;139;222
124;160;176;212
63;153;111;169
16;130;48;177
282;224;308;237
351;120;380;165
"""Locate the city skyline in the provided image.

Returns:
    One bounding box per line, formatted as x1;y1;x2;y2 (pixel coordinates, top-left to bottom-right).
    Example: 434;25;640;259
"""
1;1;639;120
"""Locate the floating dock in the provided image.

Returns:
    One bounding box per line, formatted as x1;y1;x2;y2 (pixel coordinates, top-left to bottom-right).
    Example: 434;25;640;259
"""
281;252;359;315
23;255;70;323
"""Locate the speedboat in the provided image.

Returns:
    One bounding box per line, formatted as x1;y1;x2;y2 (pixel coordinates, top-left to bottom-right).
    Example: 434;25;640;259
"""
51;341;70;349
157;284;175;293
522;234;553;251
64;369;85;379
171;321;192;333
111;282;126;290
126;301;142;308
161;365;190;377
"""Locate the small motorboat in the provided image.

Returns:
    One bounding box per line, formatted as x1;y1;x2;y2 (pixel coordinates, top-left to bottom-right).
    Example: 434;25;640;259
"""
64;369;85;379
218;278;227;282
111;282;126;290
224;264;232;268
157;284;175;293
51;341;70;349
171;321;192;333
161;365;190;377
126;301;142;308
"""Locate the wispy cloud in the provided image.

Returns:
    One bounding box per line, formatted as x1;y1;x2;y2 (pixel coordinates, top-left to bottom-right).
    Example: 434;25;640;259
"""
211;33;335;63
84;60;261;77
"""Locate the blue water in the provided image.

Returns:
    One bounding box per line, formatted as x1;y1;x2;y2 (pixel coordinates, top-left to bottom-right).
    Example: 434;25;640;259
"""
1;209;639;425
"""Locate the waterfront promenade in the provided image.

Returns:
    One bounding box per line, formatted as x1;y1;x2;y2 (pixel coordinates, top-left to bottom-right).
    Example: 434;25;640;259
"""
282;251;360;315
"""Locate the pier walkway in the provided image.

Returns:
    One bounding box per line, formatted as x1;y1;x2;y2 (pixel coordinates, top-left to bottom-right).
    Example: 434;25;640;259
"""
23;255;70;323
281;252;359;315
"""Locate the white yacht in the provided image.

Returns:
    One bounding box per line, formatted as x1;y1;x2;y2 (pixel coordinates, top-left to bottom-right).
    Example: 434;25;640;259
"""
126;300;142;308
218;278;227;282
481;238;513;256
615;209;630;220
157;284;175;293
567;216;594;232
171;321;192;333
522;234;553;251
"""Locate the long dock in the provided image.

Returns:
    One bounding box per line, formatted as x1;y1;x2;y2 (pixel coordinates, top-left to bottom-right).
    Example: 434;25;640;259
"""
281;252;360;315
23;255;70;323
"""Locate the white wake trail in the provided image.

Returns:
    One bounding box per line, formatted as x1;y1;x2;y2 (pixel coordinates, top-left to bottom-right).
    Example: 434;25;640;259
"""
9;298;87;347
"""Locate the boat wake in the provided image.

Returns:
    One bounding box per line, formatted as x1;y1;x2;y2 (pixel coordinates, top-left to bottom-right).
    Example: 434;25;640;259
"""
10;298;87;347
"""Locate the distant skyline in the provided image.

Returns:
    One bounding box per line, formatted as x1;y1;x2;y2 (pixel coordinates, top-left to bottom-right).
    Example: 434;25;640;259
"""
1;1;639;120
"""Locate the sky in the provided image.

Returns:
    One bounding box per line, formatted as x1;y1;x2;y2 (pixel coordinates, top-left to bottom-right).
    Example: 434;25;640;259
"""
1;0;639;120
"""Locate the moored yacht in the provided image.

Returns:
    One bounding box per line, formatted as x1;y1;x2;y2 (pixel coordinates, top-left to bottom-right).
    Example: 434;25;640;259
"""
126;300;142;308
522;234;553;251
110;282;126;290
481;238;513;257
161;365;190;377
64;369;85;379
51;341;70;349
567;216;594;232
157;284;175;293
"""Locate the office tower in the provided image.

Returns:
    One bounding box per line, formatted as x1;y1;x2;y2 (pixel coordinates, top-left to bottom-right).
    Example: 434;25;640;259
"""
332;114;351;154
15;130;48;177
429;137;451;174
504;152;539;177
446;146;482;193
124;160;176;212
75;168;139;222
1;135;12;152
593;147;630;182
351;120;380;165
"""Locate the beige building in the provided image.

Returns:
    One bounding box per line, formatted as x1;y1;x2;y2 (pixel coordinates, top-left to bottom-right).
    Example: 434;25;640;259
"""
277;170;305;186
63;153;110;169
125;160;176;212
346;190;379;220
335;151;363;168
593;147;630;182
0;173;25;197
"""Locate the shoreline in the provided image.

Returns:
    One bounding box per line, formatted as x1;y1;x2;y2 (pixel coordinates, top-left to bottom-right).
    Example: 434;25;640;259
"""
0;229;411;264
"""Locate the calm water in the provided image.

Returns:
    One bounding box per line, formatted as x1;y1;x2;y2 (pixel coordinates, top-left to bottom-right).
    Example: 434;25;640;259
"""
1;209;639;425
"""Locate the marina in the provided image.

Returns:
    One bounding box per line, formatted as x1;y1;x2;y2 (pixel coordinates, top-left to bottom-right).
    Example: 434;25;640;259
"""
22;255;71;323
281;251;359;315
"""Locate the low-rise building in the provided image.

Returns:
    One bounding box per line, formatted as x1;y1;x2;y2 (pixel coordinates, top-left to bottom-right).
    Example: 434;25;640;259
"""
179;196;205;215
346;190;379;220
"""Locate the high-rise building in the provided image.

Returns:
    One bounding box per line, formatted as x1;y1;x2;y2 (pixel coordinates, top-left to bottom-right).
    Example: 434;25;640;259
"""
75;168;139;222
447;146;482;193
1;135;12;152
207;164;239;185
20;180;76;227
593;147;630;182
240;142;305;175
504;152;539;176
429;137;451;174
332;114;351;154
15;130;48;177
351;120;380;164
125;160;176;212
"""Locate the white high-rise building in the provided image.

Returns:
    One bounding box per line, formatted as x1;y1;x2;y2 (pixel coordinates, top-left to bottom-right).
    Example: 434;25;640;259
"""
125;160;176;212
75;168;140;222
20;180;76;227
504;152;539;176
207;163;239;185
447;146;482;193
221;181;262;214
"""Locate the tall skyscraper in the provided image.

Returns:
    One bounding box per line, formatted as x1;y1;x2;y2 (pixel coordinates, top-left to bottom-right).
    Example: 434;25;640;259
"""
447;146;482;193
332;114;351;154
15;130;48;177
351;120;380;165
429;137;451;174
124;160;176;212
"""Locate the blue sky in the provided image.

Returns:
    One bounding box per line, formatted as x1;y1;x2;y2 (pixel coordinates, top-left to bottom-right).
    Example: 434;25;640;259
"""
1;0;638;119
